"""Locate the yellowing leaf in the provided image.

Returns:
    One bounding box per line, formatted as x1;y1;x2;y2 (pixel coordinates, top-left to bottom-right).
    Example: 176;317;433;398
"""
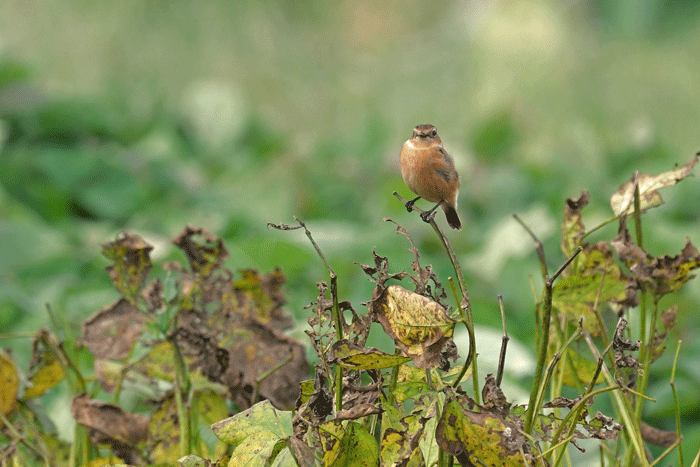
373;285;456;368
436;396;530;466
610;155;698;216
102;231;153;304
0;352;19;416
330;340;412;370
25;350;64;399
211;400;292;447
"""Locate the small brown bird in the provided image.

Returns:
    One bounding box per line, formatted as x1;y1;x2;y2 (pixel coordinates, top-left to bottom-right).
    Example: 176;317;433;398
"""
400;124;462;230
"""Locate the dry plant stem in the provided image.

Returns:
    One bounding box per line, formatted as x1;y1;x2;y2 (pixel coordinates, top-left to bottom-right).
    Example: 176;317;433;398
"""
269;218;344;412
393;192;478;401
671;340;685;467
496;295;509;387
513;214;547;279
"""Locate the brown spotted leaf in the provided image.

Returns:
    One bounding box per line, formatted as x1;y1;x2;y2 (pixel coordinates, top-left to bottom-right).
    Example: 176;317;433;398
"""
370;285;456;369
329;339;412;370
102;231;153;304
436;394;531;466
610;155;698;216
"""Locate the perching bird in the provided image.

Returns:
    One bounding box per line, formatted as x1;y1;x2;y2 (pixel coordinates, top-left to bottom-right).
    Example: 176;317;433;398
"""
399;124;461;230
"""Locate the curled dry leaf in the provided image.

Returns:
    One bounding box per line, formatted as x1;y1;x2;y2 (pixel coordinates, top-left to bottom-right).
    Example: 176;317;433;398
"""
335;403;383;421
82;299;147;360
384;218;447;304
71;393;148;454
611;225;700;297
481;374;511;417
610;154;698;216
561;191;591;257
172;225;229;276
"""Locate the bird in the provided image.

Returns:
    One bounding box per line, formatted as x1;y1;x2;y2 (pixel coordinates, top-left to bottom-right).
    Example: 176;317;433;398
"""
399;124;462;230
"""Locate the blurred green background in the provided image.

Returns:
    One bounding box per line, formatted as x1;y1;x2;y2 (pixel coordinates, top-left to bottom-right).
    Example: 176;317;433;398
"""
1;0;700;461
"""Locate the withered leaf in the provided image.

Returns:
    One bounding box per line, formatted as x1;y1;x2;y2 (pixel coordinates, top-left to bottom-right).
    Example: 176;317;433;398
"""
370;285;456;369
588;411;622;440
358;250;407;285
611;226;700;296
481;374;511;416
172;225;229;276
82;299;147;360
102;231;153;304
436;393;531;466
610;154;698;216
335;403;383;421
71;393;148;447
561;191;590;257
542;396;581;409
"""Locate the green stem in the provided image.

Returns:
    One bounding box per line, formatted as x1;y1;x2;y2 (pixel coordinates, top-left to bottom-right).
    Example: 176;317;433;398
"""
670;340;685;467
525;247;581;434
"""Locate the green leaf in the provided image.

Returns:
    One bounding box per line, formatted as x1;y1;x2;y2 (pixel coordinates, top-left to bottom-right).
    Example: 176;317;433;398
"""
552;273;626;335
211;400;292;447
329;422;379;467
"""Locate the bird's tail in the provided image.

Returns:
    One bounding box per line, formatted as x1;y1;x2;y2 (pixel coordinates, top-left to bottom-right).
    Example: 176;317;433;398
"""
442;204;462;230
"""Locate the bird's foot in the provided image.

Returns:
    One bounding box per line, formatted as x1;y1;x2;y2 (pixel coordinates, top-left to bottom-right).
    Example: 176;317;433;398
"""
405;196;421;213
420;210;436;223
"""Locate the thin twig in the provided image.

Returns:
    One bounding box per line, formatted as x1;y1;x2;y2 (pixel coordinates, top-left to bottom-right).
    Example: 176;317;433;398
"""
496;295;509;387
268;218;344;412
393;191;479;402
513;214;548;279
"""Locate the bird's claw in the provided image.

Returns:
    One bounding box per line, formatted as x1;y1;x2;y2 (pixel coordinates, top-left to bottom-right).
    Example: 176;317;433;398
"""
420;210;435;223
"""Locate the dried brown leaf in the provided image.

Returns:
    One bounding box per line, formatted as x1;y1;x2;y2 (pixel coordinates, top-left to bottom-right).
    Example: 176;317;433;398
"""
610;155;698;216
